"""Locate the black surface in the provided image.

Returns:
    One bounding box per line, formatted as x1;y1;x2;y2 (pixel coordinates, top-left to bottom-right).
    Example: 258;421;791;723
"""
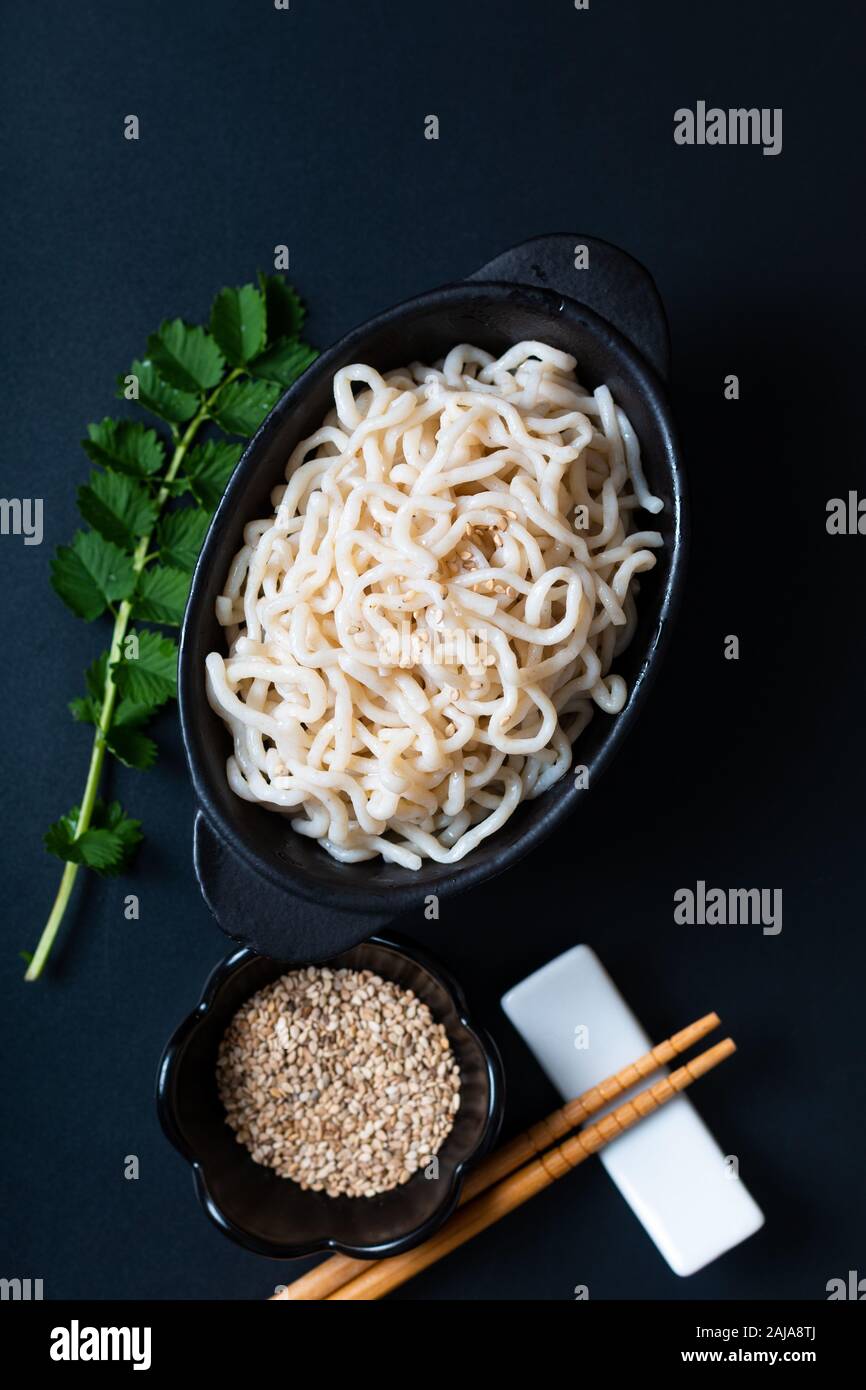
181;243;685;957
2;0;864;1301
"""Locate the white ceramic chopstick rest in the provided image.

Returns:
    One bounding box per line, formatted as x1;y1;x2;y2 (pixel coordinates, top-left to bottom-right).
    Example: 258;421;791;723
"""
501;944;764;1277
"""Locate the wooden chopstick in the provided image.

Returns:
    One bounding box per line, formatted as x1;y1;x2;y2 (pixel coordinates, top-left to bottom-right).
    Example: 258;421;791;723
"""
327;1036;736;1301
271;1011;720;1301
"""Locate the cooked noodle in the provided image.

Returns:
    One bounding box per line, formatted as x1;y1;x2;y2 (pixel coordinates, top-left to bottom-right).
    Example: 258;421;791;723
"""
205;341;663;870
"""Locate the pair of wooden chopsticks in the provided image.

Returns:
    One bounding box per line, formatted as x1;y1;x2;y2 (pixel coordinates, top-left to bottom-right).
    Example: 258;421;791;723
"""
272;1011;733;1301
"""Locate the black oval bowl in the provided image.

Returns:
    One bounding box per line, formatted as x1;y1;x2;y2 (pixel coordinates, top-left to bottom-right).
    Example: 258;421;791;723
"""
179;234;687;958
156;935;503;1260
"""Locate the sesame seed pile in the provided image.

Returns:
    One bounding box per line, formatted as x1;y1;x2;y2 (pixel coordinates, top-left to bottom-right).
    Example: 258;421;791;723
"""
216;966;462;1198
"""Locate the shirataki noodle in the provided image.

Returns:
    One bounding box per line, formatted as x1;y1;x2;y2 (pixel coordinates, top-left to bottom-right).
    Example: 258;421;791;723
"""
205;341;664;869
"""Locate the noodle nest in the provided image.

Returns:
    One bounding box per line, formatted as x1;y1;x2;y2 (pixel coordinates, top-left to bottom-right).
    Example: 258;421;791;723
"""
206;341;663;869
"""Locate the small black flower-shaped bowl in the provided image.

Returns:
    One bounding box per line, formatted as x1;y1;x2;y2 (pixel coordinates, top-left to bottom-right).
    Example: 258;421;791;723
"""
156;935;503;1260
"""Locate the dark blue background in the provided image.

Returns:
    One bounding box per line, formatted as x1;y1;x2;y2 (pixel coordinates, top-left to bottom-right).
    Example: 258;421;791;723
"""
2;0;864;1300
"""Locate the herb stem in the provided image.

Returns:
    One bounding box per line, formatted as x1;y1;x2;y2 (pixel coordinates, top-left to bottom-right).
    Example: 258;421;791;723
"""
24;371;239;981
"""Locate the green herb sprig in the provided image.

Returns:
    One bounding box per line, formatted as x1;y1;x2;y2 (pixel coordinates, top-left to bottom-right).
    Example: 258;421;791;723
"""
25;276;317;980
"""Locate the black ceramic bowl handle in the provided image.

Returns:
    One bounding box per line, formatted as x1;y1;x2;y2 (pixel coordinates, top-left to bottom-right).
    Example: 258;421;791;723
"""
468;233;671;382
193;811;391;959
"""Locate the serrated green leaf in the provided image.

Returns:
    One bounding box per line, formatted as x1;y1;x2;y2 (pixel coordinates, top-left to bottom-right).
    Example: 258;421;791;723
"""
146;319;225;394
69;695;100;724
182;439;243;511
104;726;157;770
258;274;306;342
114;695;158;727
70;650;159;741
134;564;190;626
210;284;267;367
65;704;155;766
162;476;194;499
51;531;136;621
118;360;199;424
250;337;318;387
210;377;280;435
77;470;158;552
82;419;166;477
70;652;109;721
156;508;210;570
101;798;143;844
112;630;178;706
44;808;84;860
85;652;109;701
44;800;142;876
